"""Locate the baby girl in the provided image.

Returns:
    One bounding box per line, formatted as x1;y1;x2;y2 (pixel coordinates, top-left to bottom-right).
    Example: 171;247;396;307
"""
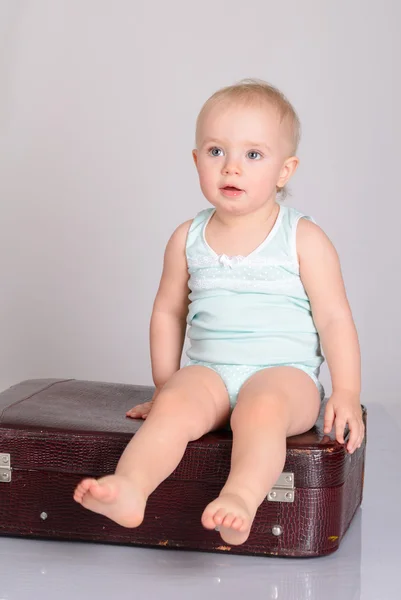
74;79;364;546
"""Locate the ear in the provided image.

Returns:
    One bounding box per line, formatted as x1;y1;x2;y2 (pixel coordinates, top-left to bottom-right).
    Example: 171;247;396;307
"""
192;149;198;168
277;156;299;188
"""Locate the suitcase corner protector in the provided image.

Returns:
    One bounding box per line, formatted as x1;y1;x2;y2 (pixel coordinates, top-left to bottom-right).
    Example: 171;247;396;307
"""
0;453;12;483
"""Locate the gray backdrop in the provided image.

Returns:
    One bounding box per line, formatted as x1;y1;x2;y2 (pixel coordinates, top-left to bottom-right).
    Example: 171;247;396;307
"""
1;1;400;422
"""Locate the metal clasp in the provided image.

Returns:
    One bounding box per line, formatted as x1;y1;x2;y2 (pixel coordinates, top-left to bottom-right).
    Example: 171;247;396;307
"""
267;472;295;503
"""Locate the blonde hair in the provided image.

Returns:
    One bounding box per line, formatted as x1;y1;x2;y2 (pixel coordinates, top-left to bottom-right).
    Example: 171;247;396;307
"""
195;78;301;199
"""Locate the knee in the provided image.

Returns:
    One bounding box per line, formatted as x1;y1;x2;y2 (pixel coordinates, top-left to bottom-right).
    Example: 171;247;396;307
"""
150;388;214;441
230;391;289;431
153;387;186;413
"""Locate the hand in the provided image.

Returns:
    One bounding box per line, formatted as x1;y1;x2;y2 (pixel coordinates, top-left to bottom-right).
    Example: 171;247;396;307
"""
323;391;365;454
126;386;162;420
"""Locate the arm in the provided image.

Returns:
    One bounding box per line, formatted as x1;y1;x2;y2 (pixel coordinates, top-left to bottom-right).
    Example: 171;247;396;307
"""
297;218;364;452
126;219;192;419
150;219;192;388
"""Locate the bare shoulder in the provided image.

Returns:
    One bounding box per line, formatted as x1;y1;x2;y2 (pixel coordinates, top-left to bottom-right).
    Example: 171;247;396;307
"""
296;217;349;327
168;219;193;249
154;218;194;318
296;217;339;265
161;218;194;266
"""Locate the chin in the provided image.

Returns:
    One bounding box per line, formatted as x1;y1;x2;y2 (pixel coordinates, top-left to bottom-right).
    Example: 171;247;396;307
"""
218;203;252;216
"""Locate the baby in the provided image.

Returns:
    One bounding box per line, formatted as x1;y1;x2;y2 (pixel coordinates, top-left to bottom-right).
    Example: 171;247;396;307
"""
74;79;365;546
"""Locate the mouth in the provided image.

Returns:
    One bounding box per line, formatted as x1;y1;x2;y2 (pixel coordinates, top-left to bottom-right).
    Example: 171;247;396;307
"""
220;185;244;197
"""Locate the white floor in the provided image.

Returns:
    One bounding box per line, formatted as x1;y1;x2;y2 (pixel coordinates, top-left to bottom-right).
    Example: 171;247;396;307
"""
0;402;398;600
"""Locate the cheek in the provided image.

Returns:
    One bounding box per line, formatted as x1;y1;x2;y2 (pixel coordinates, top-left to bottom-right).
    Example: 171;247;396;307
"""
253;161;280;184
249;166;270;185
197;161;217;187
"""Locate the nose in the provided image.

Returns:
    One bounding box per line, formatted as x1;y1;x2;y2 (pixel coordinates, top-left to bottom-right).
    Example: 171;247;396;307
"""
221;157;241;176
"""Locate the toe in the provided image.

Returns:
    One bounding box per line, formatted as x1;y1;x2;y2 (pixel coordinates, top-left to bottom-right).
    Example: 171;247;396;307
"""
74;481;91;502
232;517;243;530
81;478;96;492
90;481;113;501
222;513;235;528
239;520;250;532
214;508;226;525
74;481;90;499
201;508;217;530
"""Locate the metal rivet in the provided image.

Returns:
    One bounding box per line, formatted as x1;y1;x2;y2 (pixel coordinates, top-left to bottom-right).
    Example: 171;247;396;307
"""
272;525;283;536
2;456;8;464
269;491;277;499
40;512;48;520
2;473;8;480
285;475;292;483
285;492;293;500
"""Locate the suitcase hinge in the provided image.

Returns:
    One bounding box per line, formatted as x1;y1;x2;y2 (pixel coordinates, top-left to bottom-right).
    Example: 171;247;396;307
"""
0;454;12;483
267;472;295;503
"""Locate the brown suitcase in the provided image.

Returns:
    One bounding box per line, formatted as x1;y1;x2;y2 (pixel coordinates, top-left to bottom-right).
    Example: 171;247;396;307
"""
0;378;367;557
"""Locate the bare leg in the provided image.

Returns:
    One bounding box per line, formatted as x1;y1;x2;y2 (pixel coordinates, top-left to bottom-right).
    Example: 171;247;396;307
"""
201;367;321;545
74;366;230;527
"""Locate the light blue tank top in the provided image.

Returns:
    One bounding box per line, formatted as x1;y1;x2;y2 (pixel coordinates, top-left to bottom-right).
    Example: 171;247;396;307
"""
185;204;324;370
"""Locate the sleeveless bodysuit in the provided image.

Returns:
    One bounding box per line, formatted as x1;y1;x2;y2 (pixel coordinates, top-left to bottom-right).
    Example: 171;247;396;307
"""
184;203;325;410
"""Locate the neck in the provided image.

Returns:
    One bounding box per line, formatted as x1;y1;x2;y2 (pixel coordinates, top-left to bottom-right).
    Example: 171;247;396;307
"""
213;199;279;230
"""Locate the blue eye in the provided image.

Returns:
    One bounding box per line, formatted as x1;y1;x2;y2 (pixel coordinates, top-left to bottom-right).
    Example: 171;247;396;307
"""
208;147;224;157
247;151;262;160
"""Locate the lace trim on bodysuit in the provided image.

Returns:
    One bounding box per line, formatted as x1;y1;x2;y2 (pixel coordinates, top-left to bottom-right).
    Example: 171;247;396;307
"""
188;254;297;270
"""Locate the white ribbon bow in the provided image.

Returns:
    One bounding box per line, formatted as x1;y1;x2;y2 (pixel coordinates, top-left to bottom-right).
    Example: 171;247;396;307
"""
219;254;233;268
218;254;244;268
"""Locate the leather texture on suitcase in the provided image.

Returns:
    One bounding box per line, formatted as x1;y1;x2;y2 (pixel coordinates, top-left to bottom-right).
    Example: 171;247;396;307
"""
0;379;367;557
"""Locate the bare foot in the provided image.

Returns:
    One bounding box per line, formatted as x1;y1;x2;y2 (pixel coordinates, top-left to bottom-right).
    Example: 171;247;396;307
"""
201;492;257;546
73;474;146;528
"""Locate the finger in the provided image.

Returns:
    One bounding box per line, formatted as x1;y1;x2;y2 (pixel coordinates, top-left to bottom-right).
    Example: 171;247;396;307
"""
127;403;142;412
355;420;365;445
127;402;151;415
335;418;347;444
126;406;146;417
346;419;361;452
126;408;139;416
126;412;139;419
324;404;335;433
356;426;366;449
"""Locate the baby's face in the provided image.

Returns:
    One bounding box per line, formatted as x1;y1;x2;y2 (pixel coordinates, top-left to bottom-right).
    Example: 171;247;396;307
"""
193;101;297;215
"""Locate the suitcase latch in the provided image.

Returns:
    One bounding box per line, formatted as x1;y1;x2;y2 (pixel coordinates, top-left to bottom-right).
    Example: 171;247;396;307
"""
0;454;11;483
267;472;295;503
